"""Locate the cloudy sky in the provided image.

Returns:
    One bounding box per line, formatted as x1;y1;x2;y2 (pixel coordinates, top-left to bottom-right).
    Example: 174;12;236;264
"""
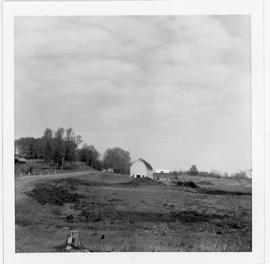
15;16;251;173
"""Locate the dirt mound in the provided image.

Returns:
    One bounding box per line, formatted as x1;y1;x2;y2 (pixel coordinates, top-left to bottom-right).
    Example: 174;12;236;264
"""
25;183;82;206
176;181;199;189
197;181;214;186
123;177;164;186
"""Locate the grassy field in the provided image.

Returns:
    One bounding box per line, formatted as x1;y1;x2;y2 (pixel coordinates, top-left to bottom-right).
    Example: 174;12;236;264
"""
15;171;252;252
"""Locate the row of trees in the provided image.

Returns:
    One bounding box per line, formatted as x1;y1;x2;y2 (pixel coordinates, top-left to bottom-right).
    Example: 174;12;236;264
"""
15;128;83;169
15;127;131;173
169;165;199;176
170;165;251;179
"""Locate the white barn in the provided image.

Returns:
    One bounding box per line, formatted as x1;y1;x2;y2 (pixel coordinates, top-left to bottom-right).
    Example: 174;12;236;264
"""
130;159;154;179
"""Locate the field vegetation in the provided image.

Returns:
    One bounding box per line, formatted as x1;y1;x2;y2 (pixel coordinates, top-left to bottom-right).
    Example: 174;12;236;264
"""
15;127;252;252
15;171;251;252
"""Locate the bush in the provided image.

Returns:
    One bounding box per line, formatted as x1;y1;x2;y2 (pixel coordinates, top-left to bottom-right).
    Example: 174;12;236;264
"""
231;170;249;179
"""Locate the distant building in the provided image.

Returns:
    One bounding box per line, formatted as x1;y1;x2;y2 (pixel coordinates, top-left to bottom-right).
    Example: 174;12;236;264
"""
102;168;114;173
15;155;26;164
154;169;171;174
130;159;154;179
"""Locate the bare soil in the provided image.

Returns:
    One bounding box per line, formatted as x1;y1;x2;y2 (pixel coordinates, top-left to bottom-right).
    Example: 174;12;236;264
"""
176;181;200;188
25;183;83;206
121;177;164;186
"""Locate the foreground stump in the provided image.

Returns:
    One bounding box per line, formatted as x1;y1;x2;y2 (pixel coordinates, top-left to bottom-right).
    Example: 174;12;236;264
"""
65;230;83;252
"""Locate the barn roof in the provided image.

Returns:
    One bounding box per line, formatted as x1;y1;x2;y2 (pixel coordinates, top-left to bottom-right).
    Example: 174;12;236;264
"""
138;158;153;170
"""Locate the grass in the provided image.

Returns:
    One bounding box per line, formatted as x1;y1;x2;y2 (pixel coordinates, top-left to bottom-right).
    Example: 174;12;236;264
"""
15;172;252;252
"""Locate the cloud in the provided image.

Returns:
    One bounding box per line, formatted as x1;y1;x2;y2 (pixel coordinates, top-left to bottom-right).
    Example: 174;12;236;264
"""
15;15;251;173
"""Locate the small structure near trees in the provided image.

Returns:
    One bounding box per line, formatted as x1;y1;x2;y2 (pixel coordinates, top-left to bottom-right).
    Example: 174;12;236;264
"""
154;168;171;174
14;155;26;164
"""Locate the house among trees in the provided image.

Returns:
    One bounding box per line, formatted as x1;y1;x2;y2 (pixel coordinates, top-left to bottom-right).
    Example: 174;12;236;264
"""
15;155;26;164
130;158;154;179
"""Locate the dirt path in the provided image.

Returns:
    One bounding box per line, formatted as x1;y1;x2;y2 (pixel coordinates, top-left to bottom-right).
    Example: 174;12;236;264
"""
15;170;96;201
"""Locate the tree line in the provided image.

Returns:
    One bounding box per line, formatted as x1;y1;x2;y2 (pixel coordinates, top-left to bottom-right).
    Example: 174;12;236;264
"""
170;164;251;179
15;127;131;174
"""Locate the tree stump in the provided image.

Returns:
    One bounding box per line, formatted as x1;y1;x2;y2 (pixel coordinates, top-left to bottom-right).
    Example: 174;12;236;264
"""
65;230;81;251
71;230;81;248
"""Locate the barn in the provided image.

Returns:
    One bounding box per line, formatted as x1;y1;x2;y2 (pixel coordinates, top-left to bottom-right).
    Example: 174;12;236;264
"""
130;159;154;179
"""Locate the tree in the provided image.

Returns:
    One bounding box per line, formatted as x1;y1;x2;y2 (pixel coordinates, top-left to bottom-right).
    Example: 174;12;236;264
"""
15;137;34;158
223;172;229;178
53;127;66;169
231;170;249;179
74;135;82;163
64;128;76;162
15;127;82;170
33;138;44;158
189;164;199;175
103;147;131;174
78;144;100;167
15;137;43;159
92;159;103;171
42;128;54;167
52;127;82;169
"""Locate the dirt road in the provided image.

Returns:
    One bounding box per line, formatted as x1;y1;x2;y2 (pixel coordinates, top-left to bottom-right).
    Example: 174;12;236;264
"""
15;170;95;201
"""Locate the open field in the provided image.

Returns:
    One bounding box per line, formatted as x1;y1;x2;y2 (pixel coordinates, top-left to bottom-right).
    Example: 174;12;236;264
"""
15;171;252;252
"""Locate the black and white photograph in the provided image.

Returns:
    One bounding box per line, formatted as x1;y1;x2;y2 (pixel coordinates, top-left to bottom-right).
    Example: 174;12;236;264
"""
12;14;254;253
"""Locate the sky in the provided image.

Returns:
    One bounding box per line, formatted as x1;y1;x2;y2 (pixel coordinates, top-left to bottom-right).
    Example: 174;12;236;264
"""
15;15;251;173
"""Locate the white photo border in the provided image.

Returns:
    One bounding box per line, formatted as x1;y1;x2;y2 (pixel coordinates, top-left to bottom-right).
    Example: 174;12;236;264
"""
3;1;264;264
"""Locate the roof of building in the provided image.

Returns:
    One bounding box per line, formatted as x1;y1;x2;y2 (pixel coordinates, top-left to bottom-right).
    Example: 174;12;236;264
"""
15;156;26;162
132;158;153;170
